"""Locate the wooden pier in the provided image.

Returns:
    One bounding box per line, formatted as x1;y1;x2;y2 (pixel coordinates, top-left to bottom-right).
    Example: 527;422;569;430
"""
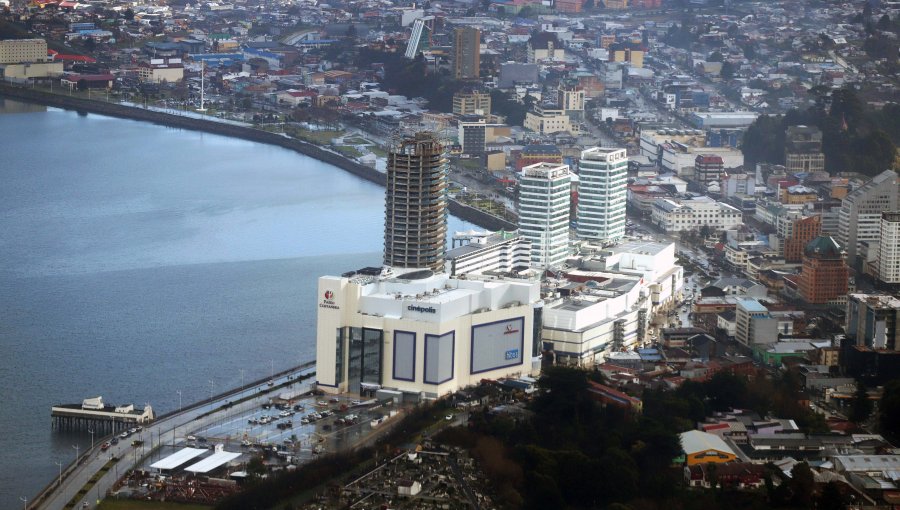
51;396;154;432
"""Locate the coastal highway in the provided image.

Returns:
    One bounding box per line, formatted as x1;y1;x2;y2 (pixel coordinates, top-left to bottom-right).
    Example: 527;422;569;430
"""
33;364;314;510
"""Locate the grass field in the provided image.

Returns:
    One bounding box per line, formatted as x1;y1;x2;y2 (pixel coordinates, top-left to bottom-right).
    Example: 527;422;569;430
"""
97;500;212;510
288;127;345;144
333;145;364;158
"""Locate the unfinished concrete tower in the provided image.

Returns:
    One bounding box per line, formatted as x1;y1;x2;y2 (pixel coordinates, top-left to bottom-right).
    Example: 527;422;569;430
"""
384;132;448;272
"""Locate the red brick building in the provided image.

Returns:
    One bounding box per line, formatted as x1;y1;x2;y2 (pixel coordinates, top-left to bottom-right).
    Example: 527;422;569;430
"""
797;236;849;304
784;215;822;263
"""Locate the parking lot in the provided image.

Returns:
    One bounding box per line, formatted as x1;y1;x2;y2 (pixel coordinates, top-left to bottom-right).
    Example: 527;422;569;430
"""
135;393;397;477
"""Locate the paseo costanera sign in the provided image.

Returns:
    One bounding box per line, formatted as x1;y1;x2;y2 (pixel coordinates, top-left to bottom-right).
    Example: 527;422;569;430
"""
319;290;339;310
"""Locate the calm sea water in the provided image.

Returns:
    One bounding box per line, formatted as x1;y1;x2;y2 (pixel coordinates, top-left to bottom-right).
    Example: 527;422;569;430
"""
0;98;474;507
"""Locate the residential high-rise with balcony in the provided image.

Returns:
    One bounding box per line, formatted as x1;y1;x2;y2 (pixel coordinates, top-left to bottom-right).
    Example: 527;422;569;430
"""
384;132;448;272
577;147;627;242
519;162;572;268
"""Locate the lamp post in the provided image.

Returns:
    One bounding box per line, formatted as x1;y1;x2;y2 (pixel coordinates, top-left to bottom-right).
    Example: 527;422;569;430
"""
209;379;214;401
55;460;63;486
72;444;80;462
20;496;27;509
240;369;245;396
87;428;95;450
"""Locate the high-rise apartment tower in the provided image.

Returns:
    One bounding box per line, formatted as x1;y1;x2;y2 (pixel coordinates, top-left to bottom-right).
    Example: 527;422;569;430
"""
384;132;448;272
577;147;627;242
453;27;480;80
519;162;572;268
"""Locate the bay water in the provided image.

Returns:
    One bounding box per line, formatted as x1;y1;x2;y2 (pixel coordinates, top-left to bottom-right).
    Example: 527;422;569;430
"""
0;98;473;506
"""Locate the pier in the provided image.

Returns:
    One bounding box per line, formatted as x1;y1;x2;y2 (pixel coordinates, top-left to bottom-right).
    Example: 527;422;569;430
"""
32;361;315;510
51;397;154;433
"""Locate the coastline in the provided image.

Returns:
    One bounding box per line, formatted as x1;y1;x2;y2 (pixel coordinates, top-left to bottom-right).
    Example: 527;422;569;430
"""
0;83;516;232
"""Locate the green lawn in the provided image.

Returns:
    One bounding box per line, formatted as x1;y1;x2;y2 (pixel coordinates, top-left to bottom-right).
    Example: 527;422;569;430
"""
333;145;363;158
98;500;212;510
290;128;345;145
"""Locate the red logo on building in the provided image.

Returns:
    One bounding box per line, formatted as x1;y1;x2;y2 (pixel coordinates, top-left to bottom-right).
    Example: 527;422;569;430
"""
319;290;339;310
504;324;520;335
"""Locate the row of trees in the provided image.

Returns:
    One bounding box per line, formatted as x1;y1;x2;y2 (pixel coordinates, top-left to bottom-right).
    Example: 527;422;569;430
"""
741;87;897;175
356;49;469;113
437;367;839;509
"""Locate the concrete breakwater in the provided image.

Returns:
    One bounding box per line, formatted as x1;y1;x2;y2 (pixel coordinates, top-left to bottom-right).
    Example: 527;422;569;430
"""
0;84;516;232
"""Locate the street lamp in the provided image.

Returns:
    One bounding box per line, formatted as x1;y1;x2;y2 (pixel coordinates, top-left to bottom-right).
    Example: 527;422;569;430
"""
87;428;95;450
72;444;80;462
240;368;245;396
177;390;182;411
55;460;63;486
209;379;215;401
20;496;26;509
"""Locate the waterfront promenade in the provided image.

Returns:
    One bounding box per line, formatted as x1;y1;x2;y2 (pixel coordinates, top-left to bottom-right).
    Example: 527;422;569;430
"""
0;83;516;233
32;363;314;510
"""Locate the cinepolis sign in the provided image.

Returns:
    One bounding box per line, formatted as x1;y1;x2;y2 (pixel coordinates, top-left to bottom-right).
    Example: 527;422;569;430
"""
319;290;339;310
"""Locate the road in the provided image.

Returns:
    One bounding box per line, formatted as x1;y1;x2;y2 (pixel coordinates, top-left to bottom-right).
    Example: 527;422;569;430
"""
34;367;313;510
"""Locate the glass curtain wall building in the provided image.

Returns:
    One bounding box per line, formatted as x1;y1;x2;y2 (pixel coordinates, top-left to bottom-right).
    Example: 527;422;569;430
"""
576;147;627;243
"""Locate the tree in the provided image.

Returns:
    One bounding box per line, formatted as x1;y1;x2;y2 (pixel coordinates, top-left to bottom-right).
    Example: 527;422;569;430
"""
490;89;529;126
742;43;757;59
790;462;816;508
852;130;897;176
817;481;847;510
880;379;900;440
708;51;724;62
741;114;785;168
877;13;892;30
705;372;748;411
849;380;873;424
720;61;735;80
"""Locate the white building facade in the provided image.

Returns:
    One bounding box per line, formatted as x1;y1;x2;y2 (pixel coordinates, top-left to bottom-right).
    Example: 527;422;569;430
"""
838;170;900;268
315;270;541;398
577;147;627;242
445;230;531;277
651;196;743;233
878;212;900;284
542;242;683;365
519;162;571;268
